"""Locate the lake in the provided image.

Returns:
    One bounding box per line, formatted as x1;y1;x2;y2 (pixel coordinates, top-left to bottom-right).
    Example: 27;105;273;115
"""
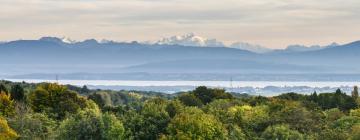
4;79;360;88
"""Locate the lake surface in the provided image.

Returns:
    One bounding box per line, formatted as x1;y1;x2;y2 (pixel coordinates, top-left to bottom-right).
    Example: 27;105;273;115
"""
5;79;360;88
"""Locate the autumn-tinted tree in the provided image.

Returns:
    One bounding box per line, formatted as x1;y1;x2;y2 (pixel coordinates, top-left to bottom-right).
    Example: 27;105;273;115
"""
0;117;18;140
0;92;15;117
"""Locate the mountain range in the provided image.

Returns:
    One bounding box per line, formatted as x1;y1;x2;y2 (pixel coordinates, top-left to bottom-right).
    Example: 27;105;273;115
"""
0;34;359;80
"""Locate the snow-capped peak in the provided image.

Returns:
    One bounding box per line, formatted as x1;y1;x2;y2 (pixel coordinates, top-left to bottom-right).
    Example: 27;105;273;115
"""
156;33;225;47
39;36;77;44
61;37;77;44
230;42;272;53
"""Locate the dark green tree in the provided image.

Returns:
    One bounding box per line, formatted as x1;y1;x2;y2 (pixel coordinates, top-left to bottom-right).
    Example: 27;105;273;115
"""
178;93;203;107
0;84;8;94
191;86;233;104
10;84;25;101
352;86;359;99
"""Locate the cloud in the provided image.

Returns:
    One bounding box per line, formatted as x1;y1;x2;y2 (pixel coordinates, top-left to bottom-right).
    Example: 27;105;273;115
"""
0;0;360;48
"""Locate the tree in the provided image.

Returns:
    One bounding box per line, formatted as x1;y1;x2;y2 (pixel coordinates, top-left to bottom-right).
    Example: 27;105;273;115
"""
325;108;344;122
269;100;324;134
88;92;112;108
229;105;270;135
101;113;125;140
165;100;184;118
10;84;25;101
0;84;8;94
123;98;170;140
203;99;243;124
349;124;360;140
276;92;306;101
163;107;227;140
316;92;357;111
29;83;88;119
9;113;56;139
261;124;304;140
0;92;15;117
0;117;18;140
80;85;90;94
191;86;233;104
57;106;125;140
178;93;203;107
332;116;360;130
352;86;359;99
350;108;360;117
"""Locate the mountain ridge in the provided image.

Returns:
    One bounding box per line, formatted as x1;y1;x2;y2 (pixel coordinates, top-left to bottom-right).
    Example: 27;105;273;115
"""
1;36;360;76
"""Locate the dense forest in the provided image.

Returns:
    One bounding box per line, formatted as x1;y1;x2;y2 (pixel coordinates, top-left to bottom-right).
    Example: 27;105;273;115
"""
0;80;360;140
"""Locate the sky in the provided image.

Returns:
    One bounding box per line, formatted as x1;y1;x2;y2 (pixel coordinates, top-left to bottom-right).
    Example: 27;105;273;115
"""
1;0;360;48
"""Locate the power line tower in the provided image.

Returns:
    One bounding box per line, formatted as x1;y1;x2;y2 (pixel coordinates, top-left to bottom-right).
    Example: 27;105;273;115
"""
230;77;233;92
55;74;59;83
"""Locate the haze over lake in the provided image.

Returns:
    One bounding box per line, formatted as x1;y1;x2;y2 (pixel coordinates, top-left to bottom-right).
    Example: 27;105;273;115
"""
5;79;359;95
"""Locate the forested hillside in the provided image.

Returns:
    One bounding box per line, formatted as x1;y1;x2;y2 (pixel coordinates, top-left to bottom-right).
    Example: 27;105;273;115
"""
0;80;360;140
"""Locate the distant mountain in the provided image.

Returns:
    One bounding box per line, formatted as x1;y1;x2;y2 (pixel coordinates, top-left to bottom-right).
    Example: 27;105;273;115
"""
153;33;273;53
273;43;339;53
154;33;340;54
40;37;77;44
230;42;272;53
1;37;360;78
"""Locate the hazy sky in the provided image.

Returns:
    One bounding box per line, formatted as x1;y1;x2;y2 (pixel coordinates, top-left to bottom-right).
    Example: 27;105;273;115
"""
1;0;360;48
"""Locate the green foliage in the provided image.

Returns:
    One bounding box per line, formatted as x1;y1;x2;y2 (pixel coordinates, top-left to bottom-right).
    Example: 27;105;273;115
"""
191;86;233;104
269;100;324;133
88;91;112;108
229;105;270;136
122;98;170;140
261;124;304;140
0;84;8;94
165;100;184;118
57;106;125;140
227;124;246;140
10;84;25;101
101;113;125;140
178;93;203;107
315;90;358;111
203;99;243;124
325;108;345;122
275;92;306;101
164;107;227;140
1;81;360;140
29;83;88;120
332;116;360;130
9;112;56;139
